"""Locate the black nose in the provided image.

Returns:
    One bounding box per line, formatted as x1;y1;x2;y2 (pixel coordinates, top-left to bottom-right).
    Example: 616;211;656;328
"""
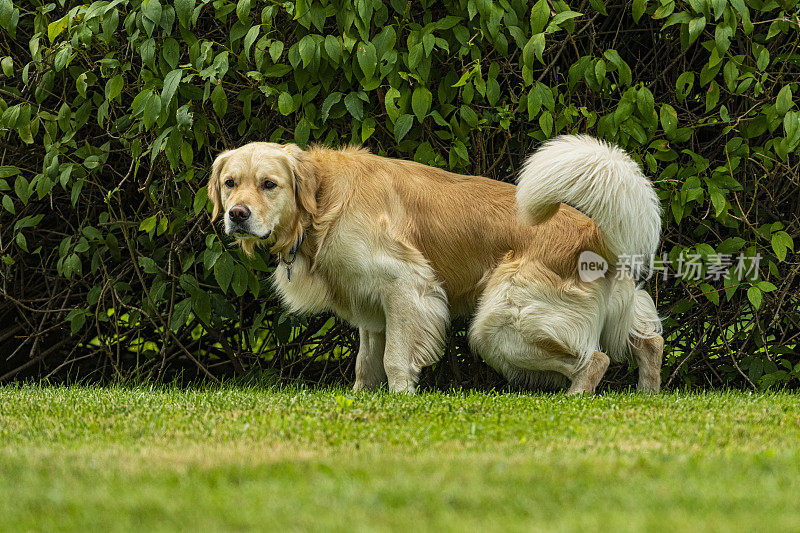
229;204;251;222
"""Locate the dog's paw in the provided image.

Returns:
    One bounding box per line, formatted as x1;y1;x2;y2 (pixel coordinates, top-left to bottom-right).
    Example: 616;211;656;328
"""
637;380;661;394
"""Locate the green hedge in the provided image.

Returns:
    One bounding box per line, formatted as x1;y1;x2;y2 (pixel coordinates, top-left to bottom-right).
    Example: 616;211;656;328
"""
0;0;798;388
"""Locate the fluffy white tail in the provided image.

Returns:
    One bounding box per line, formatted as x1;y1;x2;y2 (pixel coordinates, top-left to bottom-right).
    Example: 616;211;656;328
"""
517;135;661;262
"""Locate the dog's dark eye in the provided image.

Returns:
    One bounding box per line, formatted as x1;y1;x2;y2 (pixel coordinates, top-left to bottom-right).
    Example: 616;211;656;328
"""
262;180;277;190
224;179;235;188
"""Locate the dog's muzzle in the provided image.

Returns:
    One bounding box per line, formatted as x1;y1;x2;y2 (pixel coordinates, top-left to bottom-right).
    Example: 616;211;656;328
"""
230;229;271;239
226;204;272;239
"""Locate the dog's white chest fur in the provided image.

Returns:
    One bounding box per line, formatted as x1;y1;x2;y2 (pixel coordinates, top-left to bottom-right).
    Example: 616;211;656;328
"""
272;251;386;331
272;253;332;315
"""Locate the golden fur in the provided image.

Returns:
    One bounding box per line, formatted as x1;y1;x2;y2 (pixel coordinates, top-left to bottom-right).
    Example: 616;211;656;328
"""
207;139;664;394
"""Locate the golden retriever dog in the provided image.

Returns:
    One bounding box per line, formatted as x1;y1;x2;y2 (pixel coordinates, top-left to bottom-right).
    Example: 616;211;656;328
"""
207;135;664;394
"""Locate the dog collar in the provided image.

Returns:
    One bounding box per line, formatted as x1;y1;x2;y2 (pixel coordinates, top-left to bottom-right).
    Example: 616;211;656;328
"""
279;232;305;281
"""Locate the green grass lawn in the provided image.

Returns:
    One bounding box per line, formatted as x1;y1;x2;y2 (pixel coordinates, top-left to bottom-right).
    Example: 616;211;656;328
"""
1;384;799;532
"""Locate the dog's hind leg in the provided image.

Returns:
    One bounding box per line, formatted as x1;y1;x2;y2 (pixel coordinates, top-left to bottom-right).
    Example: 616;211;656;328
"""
353;328;387;391
565;351;610;395
602;280;664;393
469;261;609;394
629;289;663;393
632;334;663;393
522;351;611;395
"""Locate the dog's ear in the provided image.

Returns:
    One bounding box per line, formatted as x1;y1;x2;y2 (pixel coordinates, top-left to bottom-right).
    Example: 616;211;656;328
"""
284;144;317;217
208;150;231;221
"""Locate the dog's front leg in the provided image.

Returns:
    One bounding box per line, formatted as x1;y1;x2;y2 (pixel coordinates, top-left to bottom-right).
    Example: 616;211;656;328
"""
381;283;449;394
353;328;387;391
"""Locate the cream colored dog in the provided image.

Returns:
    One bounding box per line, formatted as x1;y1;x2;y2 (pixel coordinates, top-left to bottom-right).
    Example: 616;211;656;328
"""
207;135;664;394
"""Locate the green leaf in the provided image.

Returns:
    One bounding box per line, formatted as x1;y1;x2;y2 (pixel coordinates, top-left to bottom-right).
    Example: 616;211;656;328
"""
384;87;401;123
0;166;17;178
106;74;124;101
594;59;606;84
687;16;706;45
603;49;631;87
294;118;310;146
278;92;294;115
269;40;284;63
161;38;179;70
13;214;44;232
408;43;423;70
210;82;227;118
139;214;157;234
715;23;733;53
138;256;159;274
632;0;647;23
452;140;468;162
539;111;553;137
343;92;364;121
460;105;478;127
321;92;342;123
16;232;28;252
411;87;432;122
54;45;72;72
236;0;251;21
0;0;13;33
784;112;800;150
324;35;341;63
263;64;291;78
747;286;762;310
527;86;542;119
143;0;162;30
730;0;752;34
776;85;793;116
143;91;161;130
394;114;414;142
214;254;234;293
48;16;69;42
68;309;87;335
175;0;195;27
356;40;377;80
361;117;376;142
636;86;655;118
700;283;719;305
660;104;678;137
435;15;462;30
298;35;316;68
771;231;793;261
707;185;725;217
243;26;260;59
620;120;647;144
589;0;608;16
2;194;14;214
710;0;725;19
232;264;249;297
757;281;777;292
546;10;582;33
652;0;675;19
161;69;182;109
486;78;500;106
523;33;545;66
675;71;694;102
170;298;192;331
756;47;769;72
181;141;193;166
193;186;208;215
723;60;738;91
530;0;550;34
718;237;745;254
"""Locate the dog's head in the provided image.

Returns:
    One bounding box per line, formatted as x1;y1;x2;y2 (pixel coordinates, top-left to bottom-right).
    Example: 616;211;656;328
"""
207;142;316;255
